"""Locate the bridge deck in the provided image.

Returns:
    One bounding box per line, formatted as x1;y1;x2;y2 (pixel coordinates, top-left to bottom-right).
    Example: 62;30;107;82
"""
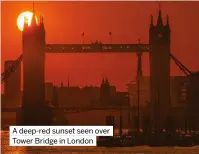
45;44;150;53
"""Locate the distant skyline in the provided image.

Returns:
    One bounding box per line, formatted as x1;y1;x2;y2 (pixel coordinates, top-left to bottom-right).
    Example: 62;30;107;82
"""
1;1;199;91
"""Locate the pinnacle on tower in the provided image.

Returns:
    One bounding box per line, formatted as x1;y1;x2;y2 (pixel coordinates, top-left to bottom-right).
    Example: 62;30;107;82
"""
105;77;109;84
40;15;44;24
102;78;105;84
100;78;105;89
33;2;35;12
157;9;163;26
31;2;37;26
156;2;163;26
166;14;169;26
23;16;29;30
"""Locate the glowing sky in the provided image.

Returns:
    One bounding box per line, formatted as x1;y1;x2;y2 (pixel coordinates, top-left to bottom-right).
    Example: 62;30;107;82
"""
1;2;199;91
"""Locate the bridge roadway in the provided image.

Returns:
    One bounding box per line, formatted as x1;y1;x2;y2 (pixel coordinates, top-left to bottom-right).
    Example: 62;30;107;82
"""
45;44;150;53
1;106;135;113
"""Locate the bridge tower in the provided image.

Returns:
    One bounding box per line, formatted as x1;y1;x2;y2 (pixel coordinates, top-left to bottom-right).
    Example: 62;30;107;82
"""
149;10;171;131
21;12;52;125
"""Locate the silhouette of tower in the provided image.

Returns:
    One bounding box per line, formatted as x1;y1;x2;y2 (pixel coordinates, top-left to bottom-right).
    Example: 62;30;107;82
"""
100;78;111;104
149;9;171;130
22;6;52;125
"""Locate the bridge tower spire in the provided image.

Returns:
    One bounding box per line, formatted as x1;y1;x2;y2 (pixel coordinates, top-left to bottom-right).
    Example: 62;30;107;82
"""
157;6;163;26
31;2;37;26
33;2;35;13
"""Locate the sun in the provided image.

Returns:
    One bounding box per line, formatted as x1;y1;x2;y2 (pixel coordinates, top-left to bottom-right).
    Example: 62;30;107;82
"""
17;11;38;31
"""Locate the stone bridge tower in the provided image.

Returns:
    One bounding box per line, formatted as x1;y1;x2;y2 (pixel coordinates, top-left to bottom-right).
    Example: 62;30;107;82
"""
21;12;52;125
149;9;171;131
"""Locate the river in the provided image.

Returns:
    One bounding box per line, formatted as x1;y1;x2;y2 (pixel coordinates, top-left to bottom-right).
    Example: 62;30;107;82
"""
2;131;199;154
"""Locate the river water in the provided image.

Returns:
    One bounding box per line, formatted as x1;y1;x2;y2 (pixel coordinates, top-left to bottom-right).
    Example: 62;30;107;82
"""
2;131;199;154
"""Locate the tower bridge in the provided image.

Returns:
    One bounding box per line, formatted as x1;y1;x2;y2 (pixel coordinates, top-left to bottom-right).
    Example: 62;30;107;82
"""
2;8;199;131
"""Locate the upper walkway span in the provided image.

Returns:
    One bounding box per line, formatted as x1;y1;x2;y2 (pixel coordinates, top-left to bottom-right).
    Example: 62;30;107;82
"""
45;43;150;53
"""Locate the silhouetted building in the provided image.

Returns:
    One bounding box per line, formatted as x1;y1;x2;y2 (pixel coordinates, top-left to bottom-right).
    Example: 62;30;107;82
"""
170;76;189;107
186;72;199;130
57;86;82;107
100;78;111;104
81;86;100;106
111;92;129;106
127;76;190;108
57;85;103;108
4;60;21;107
99;78;116;105
49;78;118;108
127;76;150;108
126;75;193;131
170;74;199;130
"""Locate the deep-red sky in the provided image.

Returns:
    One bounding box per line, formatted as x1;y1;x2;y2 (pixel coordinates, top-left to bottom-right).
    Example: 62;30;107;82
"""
1;1;199;91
